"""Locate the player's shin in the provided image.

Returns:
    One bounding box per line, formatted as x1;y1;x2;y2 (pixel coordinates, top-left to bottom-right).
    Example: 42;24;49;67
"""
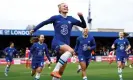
53;51;72;72
35;68;42;80
80;62;88;80
35;72;41;80
5;64;10;73
31;69;36;76
118;67;123;79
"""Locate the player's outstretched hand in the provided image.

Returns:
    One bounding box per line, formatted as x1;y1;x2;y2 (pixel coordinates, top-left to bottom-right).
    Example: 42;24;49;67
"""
77;12;83;16
29;30;34;35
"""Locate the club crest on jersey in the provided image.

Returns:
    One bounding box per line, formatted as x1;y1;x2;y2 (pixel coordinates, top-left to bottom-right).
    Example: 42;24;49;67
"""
68;21;71;24
88;41;90;43
124;42;125;44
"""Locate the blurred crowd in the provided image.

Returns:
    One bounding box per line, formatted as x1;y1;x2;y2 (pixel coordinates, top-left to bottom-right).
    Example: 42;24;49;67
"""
0;46;133;58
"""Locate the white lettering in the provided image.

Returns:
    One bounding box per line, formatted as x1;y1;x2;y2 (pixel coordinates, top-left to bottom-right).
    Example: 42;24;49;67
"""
11;30;30;35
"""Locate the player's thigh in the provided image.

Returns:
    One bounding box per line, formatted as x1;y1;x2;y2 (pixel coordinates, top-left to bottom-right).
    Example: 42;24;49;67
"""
36;67;43;72
116;56;122;66
78;56;86;71
79;61;86;71
60;44;74;53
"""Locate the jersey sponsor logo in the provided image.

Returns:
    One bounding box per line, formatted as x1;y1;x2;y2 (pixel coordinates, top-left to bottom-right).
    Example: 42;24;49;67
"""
83;44;88;51
120;44;124;50
38;50;44;56
61;25;68;35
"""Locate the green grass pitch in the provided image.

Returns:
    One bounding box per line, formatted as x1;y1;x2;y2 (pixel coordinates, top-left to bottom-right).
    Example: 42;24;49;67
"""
0;62;133;80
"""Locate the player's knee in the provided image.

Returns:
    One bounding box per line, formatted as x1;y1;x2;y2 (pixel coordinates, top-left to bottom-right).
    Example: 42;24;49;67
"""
37;67;42;73
118;64;121;68
81;67;86;71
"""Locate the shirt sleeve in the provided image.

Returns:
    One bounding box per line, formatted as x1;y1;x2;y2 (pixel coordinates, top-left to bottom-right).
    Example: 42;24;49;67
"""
90;37;96;50
71;16;86;28
126;39;130;45
113;39;117;45
3;48;8;55
45;44;51;62
33;16;56;32
30;43;36;55
74;37;80;54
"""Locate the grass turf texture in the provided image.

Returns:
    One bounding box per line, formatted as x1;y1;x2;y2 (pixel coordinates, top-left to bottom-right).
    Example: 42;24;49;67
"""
0;62;133;80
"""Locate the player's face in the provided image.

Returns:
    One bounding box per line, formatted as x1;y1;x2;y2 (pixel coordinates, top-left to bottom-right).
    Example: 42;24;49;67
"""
119;32;124;38
10;43;14;47
59;3;68;13
39;35;45;43
83;28;89;36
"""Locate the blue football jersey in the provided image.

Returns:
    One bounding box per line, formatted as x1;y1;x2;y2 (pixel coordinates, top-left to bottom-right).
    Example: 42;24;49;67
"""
4;47;17;58
30;42;51;61
113;38;130;56
75;35;96;58
34;15;86;45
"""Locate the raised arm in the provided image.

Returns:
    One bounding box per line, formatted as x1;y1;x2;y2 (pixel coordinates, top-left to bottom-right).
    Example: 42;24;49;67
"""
72;13;86;28
33;16;56;32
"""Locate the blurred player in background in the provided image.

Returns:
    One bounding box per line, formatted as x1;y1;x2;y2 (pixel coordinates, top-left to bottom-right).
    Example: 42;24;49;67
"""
30;35;51;80
75;28;96;80
77;50;96;73
30;3;86;79
4;42;17;76
25;47;30;68
112;32;131;80
108;50;115;64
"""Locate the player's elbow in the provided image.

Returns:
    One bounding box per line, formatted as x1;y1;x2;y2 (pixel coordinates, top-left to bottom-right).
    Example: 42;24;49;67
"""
128;45;131;49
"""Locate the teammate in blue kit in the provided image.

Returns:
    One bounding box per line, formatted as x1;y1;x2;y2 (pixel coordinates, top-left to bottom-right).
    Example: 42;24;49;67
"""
30;3;86;79
75;28;96;80
112;32;131;80
4;42;17;76
30;35;51;80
